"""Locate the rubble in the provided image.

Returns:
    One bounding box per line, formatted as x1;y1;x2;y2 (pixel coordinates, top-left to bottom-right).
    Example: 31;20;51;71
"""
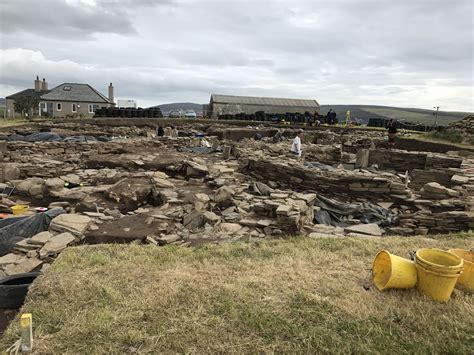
0;120;472;280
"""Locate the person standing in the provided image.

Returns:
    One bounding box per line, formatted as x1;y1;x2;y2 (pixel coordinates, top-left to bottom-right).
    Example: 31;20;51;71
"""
326;109;333;124
156;125;164;137
272;128;284;143
291;129;304;158
385;119;398;147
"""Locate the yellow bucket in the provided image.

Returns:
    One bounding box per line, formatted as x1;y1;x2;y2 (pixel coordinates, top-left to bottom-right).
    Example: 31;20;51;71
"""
372;250;417;291
415;248;463;302
448;249;474;291
11;205;29;215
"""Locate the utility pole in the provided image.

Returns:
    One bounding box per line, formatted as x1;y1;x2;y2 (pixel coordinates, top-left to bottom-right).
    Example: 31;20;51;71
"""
433;106;439;128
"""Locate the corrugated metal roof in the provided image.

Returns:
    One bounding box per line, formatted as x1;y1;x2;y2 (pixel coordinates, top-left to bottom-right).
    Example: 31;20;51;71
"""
40;83;111;103
211;94;319;108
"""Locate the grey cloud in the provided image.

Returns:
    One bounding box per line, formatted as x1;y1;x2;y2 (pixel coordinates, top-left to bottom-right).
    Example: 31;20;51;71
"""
0;0;175;39
0;0;472;111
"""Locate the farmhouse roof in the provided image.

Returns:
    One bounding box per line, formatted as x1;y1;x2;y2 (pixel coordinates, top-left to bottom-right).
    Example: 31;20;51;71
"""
40;83;112;103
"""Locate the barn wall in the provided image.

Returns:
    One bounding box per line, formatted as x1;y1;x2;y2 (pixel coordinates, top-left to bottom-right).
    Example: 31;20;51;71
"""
210;103;319;119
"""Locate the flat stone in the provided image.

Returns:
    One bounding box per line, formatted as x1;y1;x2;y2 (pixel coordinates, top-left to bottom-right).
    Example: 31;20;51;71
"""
0;253;26;266
270;193;289;199
203;211;220;225
83;212;106;218
183;210;204;229
153;177;175;189
239;218;259;227
344;223;383;236
377;202;394;209
223;212;241;222
451;175;469;184
39;232;76;258
152;171;170;179
195;193;211;203
157;234;180;244
29;231;55;246
221;206;236;215
217;223;242;234
276;205;292;216
345;232;378;238
14;239;40;250
214;186;235;204
293;193;317;204
49;214;92;236
257;219;273;228
423;182;449;194
4;257;43;275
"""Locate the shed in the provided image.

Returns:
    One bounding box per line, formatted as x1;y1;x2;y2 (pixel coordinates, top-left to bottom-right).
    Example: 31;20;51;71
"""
208;94;320;119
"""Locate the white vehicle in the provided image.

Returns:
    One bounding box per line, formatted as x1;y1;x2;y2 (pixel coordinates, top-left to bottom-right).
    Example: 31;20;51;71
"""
118;99;137;108
169;110;183;118
185;109;197;118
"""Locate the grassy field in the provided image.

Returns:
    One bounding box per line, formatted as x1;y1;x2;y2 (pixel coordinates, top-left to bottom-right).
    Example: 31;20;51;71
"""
320;105;470;126
408;132;474;149
1;235;473;353
0;117;28;128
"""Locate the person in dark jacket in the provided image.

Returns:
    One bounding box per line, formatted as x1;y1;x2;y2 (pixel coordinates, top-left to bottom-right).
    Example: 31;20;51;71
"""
327;109;333;124
156;126;164;137
385;119;398;147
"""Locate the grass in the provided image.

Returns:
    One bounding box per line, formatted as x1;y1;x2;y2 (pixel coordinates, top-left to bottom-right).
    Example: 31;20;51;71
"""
1;235;473;353
0;117;28;128
320;105;469;126
412;131;474;149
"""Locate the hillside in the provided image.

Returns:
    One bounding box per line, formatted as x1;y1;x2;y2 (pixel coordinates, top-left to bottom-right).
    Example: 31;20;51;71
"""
320;105;470;126
151;102;203;114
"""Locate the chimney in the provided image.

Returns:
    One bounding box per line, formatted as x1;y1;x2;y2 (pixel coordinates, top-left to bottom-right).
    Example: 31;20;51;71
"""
108;82;114;104
34;76;41;91
42;78;48;91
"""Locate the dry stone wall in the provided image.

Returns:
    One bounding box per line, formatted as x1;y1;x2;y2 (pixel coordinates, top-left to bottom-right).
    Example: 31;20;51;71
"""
368;150;462;172
246;159;410;201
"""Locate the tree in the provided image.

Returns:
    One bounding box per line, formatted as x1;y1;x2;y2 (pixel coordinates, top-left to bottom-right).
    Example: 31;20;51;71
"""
13;96;40;118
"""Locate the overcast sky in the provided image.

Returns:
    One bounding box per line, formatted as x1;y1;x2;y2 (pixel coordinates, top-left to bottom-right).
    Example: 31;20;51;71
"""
0;0;472;111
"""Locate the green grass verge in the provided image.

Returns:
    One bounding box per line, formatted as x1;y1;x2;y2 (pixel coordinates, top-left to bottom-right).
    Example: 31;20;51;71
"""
1;235;473;353
414;131;474;149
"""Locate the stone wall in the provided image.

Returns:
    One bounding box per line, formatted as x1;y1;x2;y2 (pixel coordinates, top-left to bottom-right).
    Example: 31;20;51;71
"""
395;211;474;235
367;150;462;172
410;169;456;190
246;159;410;201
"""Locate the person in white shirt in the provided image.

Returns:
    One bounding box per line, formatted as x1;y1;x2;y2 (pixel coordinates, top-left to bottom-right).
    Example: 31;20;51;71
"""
291;129;304;157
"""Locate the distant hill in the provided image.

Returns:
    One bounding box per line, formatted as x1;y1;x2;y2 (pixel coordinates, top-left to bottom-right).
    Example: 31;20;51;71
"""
151;102;203;114
0;98;5;107
320;105;470;126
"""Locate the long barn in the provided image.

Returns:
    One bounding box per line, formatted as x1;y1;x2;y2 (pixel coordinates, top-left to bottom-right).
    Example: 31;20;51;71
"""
205;94;320;119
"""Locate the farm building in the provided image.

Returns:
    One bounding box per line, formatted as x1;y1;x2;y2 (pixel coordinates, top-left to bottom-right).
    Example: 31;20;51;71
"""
205;94;320;119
